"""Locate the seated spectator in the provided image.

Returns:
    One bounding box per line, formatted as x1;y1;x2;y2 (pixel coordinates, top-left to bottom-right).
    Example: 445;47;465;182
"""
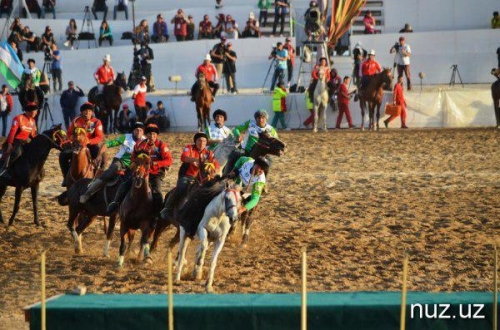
113;0;128;20
399;23;413;33
171;8;188;41
187;15;195;41
22;26;41;53
492;11;500;29
213;13;226;39
224;14;239;39
8;17;24;44
151;14;169;43
41;26;55;52
0;0;13;18
41;0;56;19
22;0;41;19
242;12;261;38
198;14;213;40
64;18;77;49
363;10;376;34
155;100;170;130
134;19;150;44
115;103;136;133
92;0;108;21
10;40;22;63
98;20;113;46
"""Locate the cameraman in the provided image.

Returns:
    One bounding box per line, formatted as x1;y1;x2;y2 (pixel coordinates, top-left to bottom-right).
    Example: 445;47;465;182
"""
268;42;288;92
210;36;226;79
134;41;154;91
223;42;238;94
304;1;324;40
390;36;412;90
50;43;62;92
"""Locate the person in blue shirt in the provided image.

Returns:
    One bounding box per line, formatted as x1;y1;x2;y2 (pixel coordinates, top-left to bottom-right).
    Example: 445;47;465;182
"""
50;43;62;91
268;42;288;91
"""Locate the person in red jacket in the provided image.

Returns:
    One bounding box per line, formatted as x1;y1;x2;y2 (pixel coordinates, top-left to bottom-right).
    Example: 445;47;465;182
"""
107;123;173;223
170;8;188;41
190;54;219;101
384;76;408;129
335;76;355;129
360;49;381;91
0;102;38;178
132;76;148;123
94;54;116;96
0;84;14;137
161;132;219;218
308;57;330;103
59;102;105;186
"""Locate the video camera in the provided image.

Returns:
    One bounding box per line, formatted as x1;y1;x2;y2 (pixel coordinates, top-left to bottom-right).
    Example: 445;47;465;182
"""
269;45;277;58
44;48;52;61
393;42;401;51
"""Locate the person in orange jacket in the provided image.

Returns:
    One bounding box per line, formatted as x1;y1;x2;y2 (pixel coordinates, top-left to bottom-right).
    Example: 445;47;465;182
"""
384;76;408;128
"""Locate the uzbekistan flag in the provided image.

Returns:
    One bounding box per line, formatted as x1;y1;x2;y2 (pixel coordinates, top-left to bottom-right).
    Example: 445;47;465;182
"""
0;40;24;89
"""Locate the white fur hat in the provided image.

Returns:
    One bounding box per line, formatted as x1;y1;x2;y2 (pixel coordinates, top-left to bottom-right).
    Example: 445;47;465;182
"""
368;49;376;55
204;54;212;61
103;54;111;62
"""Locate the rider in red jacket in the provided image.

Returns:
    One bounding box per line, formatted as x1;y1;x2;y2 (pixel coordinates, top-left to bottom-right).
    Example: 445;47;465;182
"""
190;54;219;101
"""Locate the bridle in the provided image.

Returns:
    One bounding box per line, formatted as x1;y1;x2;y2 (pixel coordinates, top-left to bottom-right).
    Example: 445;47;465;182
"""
224;188;241;216
41;130;70;150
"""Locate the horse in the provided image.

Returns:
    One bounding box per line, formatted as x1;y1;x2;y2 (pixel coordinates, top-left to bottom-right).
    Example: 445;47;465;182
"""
0;124;70;227
118;153;155;266
175;179;242;293
491;68;500;128
64;127;95;190
213;134;238;171
194;73;213;132
313;68;330;133
88;72;128;134
358;68;393;131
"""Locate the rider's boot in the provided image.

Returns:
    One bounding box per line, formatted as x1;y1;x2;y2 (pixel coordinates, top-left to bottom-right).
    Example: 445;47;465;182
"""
106;181;129;215
80;178;105;203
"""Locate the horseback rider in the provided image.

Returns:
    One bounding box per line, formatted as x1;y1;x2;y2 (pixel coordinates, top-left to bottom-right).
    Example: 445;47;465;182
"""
0;102;38;179
205;108;231;151
227;156;269;214
59;102;105;187
308;57;330;103
107;123;173;225
161;132;220;217
79;121;146;203
94;54;116;99
190;54;219;102
359;49;381;93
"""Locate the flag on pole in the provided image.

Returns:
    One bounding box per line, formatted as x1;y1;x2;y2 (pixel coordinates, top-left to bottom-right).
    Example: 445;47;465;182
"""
0;40;24;89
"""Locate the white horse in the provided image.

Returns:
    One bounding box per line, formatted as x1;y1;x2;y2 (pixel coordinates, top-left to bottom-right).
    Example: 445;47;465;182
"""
313;68;330;133
213;134;237;172
175;183;242;293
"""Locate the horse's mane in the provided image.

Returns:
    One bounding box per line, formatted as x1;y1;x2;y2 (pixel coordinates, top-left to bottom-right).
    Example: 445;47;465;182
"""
177;177;228;237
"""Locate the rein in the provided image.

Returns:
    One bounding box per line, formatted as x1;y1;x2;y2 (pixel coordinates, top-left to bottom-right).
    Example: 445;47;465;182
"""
40;132;67;150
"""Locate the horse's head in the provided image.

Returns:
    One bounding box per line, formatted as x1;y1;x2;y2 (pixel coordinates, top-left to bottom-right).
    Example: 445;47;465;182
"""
132;152;150;188
198;161;218;185
114;72;128;91
255;131;286;157
22;73;34;90
43;124;71;150
71;127;89;152
197;72;207;85
380;68;393;91
492;68;500;77
223;182;242;224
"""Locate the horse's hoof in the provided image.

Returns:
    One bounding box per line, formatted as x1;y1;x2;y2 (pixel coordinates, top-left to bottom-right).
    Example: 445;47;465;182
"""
206;285;215;293
143;256;153;264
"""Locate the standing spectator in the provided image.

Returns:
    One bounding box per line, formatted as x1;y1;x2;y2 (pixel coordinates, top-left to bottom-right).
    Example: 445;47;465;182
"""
198;14;213;40
271;81;288;130
384;76;408;129
283;36;295;88
0;84;13;137
242;12;261;38
132;76;148;123
92;0;108;21
335;76;354;129
0;0;13;18
363;10;376;34
151;14;169;43
224;14;239;39
272;0;289;37
213;13;226;39
23;59;42;87
10;40;22;63
268;42;288;91
205;109;230;150
64;19;77;49
223;42;238;94
22;0;41;19
210;37;226;79
41;0;56;19
135;41;154;91
492;11;500;29
115;103;136;133
98;20;113;46
191;54;219;101
113;0;128;20
352;41;366;86
328;67;342;111
41;26;55;53
50;43;62;92
171;8;188;41
390;36;412;90
399;23;413;33
497;47;500;68
258;0;272;27
59;81;84;129
303;91;314;128
186;15;195;41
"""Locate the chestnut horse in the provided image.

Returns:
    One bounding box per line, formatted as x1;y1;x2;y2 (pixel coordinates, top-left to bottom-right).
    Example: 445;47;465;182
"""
64;128;95;189
118;153;155;266
358;68;393;130
491;68;500;128
195;73;213;132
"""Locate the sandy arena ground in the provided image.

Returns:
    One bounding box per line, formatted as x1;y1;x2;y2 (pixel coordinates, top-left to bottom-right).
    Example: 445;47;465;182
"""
0;127;499;329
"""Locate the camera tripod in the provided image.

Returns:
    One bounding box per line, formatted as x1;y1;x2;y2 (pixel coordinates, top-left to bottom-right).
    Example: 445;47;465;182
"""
261;58;276;93
76;6;97;49
38;97;54;132
449;64;464;88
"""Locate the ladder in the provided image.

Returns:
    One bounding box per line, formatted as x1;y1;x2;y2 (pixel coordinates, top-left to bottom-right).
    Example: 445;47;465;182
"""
294;40;330;90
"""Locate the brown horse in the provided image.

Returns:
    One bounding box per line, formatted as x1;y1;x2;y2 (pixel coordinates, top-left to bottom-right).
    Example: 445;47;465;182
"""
64;128;95;189
358;68;393;130
88;72;128;134
491;68;500;128
118;153;155;266
195;73;213;132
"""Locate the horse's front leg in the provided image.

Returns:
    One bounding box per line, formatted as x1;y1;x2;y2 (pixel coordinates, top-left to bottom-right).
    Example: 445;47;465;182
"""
118;226;128;267
312;104;319;133
360;101;366;131
375;104;381;131
8;186;24;226
241;208;255;248
0;184;7;224
368;103;375;130
196;108;203;131
175;227;190;281
194;227;209;281
206;232;229;293
103;214;117;257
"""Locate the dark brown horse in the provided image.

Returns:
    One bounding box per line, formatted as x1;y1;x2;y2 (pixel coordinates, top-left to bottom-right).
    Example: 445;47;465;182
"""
491;68;500;128
118;153;155;266
358;68;393;131
88;72;128;134
0;125;70;227
64;128;95;189
195;73;213;132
